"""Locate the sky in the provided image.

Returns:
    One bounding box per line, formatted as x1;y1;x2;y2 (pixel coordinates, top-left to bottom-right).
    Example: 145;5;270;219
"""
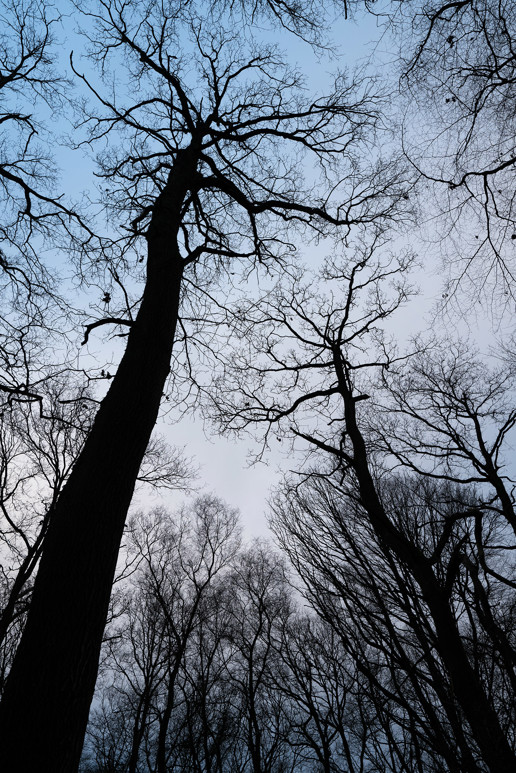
41;3;396;539
40;1;508;540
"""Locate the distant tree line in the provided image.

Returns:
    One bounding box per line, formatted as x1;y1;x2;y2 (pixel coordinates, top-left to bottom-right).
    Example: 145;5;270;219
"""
78;456;516;772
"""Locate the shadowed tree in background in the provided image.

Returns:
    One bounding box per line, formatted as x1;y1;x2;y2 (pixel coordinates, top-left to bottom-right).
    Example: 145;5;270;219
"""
212;243;516;772
82;526;301;773
224;544;294;773
0;374;191;698
82;497;240;773
0;0;404;768
273;611;366;773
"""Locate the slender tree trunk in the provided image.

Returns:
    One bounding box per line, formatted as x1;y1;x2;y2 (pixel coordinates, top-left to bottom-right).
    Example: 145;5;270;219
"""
247;663;262;773
155;667;179;773
334;349;516;773
156;611;202;772
0;526;44;648
127;689;154;773
0;148;197;772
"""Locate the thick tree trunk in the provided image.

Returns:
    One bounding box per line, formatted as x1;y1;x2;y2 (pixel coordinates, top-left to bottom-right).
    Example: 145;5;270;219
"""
0;150;195;771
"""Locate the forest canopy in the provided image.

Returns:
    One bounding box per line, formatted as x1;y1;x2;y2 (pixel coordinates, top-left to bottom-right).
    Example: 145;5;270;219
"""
0;0;514;771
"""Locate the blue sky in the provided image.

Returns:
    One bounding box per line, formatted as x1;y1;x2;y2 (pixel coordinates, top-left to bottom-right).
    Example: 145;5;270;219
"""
38;1;507;538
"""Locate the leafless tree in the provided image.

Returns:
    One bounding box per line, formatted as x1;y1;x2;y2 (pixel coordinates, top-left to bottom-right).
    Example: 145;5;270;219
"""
0;0;406;766
373;341;516;541
82;496;240;773
212;241;516;772
388;0;516;304
0;376;92;683
0;372;190;697
224;543;295;773
274;613;368;773
273;472;515;772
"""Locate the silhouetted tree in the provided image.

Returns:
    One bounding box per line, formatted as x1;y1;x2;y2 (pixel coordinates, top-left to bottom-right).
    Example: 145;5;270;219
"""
0;1;403;767
225;544;295;773
213;243;516;772
82;497;240;773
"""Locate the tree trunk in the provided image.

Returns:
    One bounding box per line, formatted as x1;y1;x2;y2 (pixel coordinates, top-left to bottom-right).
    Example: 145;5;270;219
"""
0;149;196;772
334;350;516;773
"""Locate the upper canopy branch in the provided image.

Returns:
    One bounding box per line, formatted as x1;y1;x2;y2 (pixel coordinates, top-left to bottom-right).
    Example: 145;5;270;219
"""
71;0;401;266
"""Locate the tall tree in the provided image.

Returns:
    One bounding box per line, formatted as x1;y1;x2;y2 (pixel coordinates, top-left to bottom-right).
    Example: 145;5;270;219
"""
0;1;399;768
225;544;295;773
213;244;516;771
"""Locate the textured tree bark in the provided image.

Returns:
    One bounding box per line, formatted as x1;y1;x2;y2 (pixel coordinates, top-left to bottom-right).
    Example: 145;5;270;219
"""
0;149;196;772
